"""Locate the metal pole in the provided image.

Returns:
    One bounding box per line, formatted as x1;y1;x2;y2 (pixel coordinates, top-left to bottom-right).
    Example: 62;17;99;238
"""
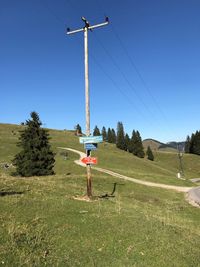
67;17;109;198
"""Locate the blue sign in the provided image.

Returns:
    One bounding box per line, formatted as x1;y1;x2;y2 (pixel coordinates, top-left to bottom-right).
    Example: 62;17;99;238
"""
84;143;98;150
79;135;103;144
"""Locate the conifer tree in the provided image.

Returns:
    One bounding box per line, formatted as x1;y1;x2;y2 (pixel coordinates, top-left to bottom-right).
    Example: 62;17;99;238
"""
93;125;100;136
132;130;138;155
132;130;145;158
124;133;130;152
192;131;200;155
116;122;126;150
146;146;154;161
13;112;55;177
185;131;200;155
101;126;107;141
184;135;190;153
107;128;113;143
128;131;134;153
196;131;200;155
75;124;82;135
111;128;116;144
189;133;195;154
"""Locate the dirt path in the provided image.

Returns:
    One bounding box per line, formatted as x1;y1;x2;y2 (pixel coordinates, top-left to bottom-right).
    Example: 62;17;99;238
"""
186;187;200;207
59;147;192;193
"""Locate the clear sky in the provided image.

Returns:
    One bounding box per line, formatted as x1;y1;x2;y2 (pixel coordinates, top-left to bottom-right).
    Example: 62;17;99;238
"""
1;0;200;143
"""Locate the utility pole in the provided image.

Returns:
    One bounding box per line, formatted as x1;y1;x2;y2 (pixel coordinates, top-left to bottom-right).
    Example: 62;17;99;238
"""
177;143;184;178
67;17;109;197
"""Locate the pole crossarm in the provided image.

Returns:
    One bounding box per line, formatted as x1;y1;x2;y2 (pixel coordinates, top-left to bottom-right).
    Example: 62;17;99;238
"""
66;17;109;35
88;21;109;30
67;28;84;35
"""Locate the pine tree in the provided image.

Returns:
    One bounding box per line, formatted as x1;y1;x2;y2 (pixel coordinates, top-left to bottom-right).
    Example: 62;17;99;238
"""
12;112;55;177
132;130;138;155
146;146;154;161
93;125;100;136
184;135;190;153
116;122;126;150
192;131;200;155
75;124;82;135
184;130;200;156
107;128;113;143
101;126;107;141
111;128;116;144
128;131;134;153
132;130;145;158
124;133;130;151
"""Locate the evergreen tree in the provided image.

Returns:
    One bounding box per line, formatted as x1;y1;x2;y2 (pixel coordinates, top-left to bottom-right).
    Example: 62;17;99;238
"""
192;131;200;155
146;146;154;161
132;130;145;158
101;126;107;141
132;130;138;155
107;128;113;143
111;128;116;144
184;135;190;153
116;122;126;150
13;112;55;177
93;125;100;136
124;133;130;151
128;131;134;153
184;130;200;156
75;124;82;135
190;133;195;154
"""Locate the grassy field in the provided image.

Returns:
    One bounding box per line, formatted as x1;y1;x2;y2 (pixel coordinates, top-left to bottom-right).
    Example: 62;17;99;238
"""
0;123;200;267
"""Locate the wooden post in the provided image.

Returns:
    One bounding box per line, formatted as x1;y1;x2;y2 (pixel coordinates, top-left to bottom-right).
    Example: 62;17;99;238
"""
67;17;109;198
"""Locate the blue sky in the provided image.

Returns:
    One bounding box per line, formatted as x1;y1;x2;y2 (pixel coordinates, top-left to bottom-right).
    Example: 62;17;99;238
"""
1;0;200;143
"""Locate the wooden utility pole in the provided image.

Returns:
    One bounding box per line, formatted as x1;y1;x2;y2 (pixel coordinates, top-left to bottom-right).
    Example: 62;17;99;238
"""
67;17;109;197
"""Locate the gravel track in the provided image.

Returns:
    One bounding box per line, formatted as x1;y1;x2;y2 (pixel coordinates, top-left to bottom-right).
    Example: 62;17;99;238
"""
59;147;199;207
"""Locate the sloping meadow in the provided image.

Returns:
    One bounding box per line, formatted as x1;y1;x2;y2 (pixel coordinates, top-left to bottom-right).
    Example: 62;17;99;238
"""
0;124;200;266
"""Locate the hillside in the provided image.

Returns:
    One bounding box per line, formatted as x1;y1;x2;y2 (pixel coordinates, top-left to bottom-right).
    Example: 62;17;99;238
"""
0;123;200;266
143;138;178;152
0;124;200;184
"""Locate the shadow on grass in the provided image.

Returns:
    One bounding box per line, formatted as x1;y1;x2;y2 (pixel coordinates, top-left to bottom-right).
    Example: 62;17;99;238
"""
98;182;125;199
0;191;24;197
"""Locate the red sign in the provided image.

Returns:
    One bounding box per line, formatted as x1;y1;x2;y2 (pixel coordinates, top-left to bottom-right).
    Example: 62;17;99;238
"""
81;157;97;165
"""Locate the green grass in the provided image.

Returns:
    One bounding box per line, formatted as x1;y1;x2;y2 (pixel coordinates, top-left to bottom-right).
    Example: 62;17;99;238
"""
0;123;200;266
1;169;200;266
0;123;199;186
92;144;194;186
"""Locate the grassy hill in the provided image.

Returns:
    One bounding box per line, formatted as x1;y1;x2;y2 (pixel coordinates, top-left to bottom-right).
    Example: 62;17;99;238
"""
143;138;178;152
0;123;200;266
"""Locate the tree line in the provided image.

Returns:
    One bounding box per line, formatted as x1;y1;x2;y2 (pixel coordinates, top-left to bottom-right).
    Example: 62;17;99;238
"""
185;130;200;155
75;122;154;160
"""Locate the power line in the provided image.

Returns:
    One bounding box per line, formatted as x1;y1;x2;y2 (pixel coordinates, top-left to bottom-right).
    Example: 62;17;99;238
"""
95;0;175;135
39;0;67;26
60;1;154;122
40;0;171;136
90;53;150;121
91;31;164;125
110;23;173;128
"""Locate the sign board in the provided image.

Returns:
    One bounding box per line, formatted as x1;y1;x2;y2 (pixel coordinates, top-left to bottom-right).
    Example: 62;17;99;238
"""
79;135;103;144
84;143;98;150
81;157;97;165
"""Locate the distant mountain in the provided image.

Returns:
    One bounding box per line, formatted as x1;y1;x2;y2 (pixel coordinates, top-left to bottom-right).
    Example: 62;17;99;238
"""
143;139;165;151
143;139;185;152
166;141;185;152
